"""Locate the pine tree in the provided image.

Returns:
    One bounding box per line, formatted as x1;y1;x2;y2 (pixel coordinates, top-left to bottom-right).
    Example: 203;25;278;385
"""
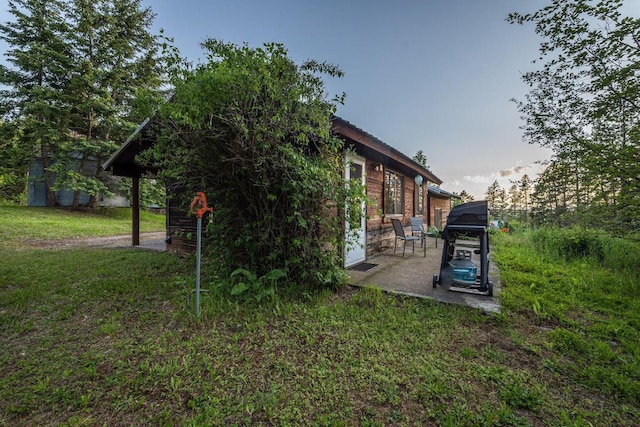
518;174;532;223
412;149;430;169
484;180;506;220
457;190;474;204
0;0;166;207
54;0;164;207
0;0;73;206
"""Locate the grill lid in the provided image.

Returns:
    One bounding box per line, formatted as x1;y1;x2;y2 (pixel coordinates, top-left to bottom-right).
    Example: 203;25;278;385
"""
446;200;488;226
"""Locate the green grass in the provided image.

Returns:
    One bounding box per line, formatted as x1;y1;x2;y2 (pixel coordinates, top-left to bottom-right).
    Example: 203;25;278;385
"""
0;216;638;426
492;230;640;404
0;206;165;249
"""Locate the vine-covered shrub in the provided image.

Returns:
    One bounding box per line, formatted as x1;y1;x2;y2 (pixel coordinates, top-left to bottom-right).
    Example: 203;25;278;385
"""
144;40;363;291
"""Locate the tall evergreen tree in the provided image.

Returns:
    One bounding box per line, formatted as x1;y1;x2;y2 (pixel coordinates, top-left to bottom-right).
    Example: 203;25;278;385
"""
52;0;164;207
457;190;474;204
485;180;505;219
507;183;520;219
0;0;73;206
412;149;430;169
518;174;532;223
0;0;165;207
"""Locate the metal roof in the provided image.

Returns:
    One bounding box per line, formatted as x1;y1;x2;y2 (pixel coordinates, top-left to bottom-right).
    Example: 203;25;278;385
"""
427;184;461;199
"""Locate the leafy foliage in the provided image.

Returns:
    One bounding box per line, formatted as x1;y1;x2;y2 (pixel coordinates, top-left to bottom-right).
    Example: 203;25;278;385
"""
0;121;31;203
144;40;358;291
229;267;287;304
508;0;640;234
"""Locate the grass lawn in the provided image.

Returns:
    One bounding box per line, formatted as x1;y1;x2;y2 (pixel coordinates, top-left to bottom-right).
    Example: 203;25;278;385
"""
0;206;165;250
0;210;638;426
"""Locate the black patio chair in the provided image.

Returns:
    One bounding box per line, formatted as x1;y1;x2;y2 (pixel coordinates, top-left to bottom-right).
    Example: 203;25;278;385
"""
391;218;421;256
410;217;427;248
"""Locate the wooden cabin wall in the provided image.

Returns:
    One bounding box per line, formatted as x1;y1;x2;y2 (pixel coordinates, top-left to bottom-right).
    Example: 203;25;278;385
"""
166;188;198;253
427;195;452;230
165;162;450;259
363;159;428;256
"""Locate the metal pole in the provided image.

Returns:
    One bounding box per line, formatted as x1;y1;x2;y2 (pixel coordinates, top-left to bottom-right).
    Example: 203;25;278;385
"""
188;191;212;318
195;216;202;318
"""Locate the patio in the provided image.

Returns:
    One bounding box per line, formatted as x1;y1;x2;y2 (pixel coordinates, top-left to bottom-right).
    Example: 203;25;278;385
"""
112;233;501;313
346;236;501;313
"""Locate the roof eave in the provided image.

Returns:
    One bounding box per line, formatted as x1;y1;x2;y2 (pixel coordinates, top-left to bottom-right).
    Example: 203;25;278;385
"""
332;116;443;185
102;117;151;171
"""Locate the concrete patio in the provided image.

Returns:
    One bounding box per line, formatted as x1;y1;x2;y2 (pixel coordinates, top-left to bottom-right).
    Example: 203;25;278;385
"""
93;232;500;313
346;236;501;313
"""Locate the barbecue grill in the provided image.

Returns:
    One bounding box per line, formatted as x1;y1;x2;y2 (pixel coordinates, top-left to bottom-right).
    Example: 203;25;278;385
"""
432;200;493;296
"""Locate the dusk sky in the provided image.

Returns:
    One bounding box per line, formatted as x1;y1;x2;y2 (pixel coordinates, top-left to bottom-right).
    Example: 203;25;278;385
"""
2;1;639;199
144;0;552;200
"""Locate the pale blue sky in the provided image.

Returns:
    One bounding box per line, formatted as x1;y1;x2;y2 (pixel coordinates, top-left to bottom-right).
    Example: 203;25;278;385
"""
143;0;552;199
2;1;639;199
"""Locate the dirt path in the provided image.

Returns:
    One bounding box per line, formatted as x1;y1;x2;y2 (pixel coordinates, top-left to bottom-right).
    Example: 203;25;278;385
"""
25;232;167;251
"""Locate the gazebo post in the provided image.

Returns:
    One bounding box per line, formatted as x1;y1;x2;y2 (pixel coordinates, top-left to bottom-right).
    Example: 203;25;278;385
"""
132;176;140;246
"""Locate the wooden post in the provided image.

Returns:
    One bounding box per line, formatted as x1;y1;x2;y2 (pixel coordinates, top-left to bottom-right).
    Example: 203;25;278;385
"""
132;176;140;246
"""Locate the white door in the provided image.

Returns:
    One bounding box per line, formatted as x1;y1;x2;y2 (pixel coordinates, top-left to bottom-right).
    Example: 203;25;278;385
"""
344;155;366;267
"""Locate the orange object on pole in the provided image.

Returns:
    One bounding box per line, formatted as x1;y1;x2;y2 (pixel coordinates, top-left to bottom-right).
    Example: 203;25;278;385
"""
189;191;213;218
189;191;213;318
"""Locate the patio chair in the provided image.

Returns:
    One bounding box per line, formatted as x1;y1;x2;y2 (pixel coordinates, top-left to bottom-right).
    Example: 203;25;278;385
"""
391;218;421;256
411;217;439;248
410;217;427;248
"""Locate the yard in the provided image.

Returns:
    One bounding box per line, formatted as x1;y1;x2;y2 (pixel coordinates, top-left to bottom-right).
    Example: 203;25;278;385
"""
0;207;638;426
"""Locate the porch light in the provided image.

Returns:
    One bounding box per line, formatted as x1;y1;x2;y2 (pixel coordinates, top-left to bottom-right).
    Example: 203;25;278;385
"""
414;174;424;186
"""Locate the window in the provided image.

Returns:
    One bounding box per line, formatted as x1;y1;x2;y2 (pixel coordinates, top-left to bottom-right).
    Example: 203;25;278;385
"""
416;184;424;215
384;170;403;215
435;208;443;229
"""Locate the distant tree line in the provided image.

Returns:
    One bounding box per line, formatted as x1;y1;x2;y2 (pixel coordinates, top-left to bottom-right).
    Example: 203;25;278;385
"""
505;0;640;234
0;0;167;207
484;176;532;225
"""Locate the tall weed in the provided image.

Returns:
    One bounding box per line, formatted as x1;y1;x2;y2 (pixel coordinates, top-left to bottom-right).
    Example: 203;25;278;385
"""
530;227;605;262
530;227;640;275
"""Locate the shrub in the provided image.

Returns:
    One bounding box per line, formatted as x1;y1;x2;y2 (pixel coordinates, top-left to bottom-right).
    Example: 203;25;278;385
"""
144;40;359;292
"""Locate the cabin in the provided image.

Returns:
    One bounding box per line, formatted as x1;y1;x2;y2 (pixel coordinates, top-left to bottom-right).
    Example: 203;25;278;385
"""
103;116;458;266
332;117;457;265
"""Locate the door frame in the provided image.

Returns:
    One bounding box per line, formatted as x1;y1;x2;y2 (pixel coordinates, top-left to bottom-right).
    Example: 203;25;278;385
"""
344;154;367;267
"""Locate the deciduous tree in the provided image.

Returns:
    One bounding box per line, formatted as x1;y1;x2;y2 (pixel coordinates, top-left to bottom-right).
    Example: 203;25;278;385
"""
508;0;640;232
